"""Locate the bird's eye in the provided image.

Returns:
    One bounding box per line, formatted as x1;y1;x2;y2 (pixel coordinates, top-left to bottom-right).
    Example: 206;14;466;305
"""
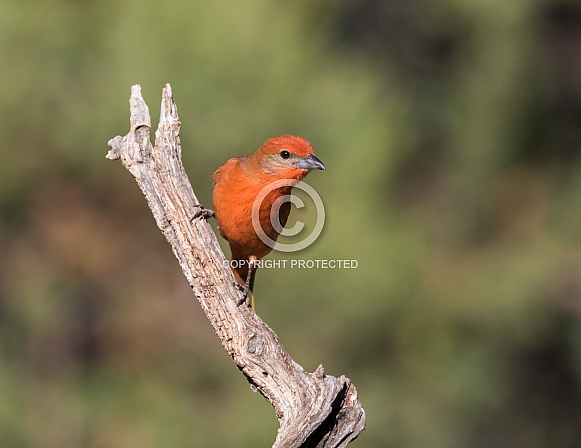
280;150;290;159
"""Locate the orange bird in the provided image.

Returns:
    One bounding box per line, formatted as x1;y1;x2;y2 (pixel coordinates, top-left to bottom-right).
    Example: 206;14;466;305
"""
212;135;325;307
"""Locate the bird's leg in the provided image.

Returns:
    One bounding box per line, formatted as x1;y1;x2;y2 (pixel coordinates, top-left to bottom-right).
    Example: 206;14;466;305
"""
192;204;215;220
238;256;258;307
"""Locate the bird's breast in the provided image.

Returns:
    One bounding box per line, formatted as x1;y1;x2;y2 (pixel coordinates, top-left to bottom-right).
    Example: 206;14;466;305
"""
213;177;292;256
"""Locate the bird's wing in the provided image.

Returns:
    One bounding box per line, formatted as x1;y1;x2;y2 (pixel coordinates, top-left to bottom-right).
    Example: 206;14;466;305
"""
212;158;238;187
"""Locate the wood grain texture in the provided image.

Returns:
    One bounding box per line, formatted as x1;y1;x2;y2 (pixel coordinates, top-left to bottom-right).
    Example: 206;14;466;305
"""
107;84;365;448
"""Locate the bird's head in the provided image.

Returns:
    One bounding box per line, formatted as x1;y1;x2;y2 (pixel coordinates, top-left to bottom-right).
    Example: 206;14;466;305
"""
253;135;326;181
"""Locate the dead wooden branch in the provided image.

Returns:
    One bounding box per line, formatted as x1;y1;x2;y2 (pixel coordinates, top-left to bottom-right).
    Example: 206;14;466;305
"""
107;84;365;448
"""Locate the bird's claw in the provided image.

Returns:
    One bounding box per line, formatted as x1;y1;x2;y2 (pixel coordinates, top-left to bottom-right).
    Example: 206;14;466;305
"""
192;205;215;220
235;283;250;306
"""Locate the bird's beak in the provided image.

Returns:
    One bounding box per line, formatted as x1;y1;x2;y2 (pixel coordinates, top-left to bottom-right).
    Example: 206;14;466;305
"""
297;154;326;171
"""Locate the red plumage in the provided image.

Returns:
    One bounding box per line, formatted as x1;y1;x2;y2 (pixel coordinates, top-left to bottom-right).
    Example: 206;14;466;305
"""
212;135;325;304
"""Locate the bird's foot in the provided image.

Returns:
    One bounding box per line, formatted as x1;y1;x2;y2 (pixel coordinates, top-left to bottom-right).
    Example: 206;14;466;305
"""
236;283;250;306
236;257;258;307
192;205;215;220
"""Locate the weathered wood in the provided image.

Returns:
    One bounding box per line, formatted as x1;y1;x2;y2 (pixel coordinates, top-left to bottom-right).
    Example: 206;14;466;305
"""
107;84;365;447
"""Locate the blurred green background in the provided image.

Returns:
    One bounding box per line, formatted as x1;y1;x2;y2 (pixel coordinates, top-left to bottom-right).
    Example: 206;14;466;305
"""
2;0;581;446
